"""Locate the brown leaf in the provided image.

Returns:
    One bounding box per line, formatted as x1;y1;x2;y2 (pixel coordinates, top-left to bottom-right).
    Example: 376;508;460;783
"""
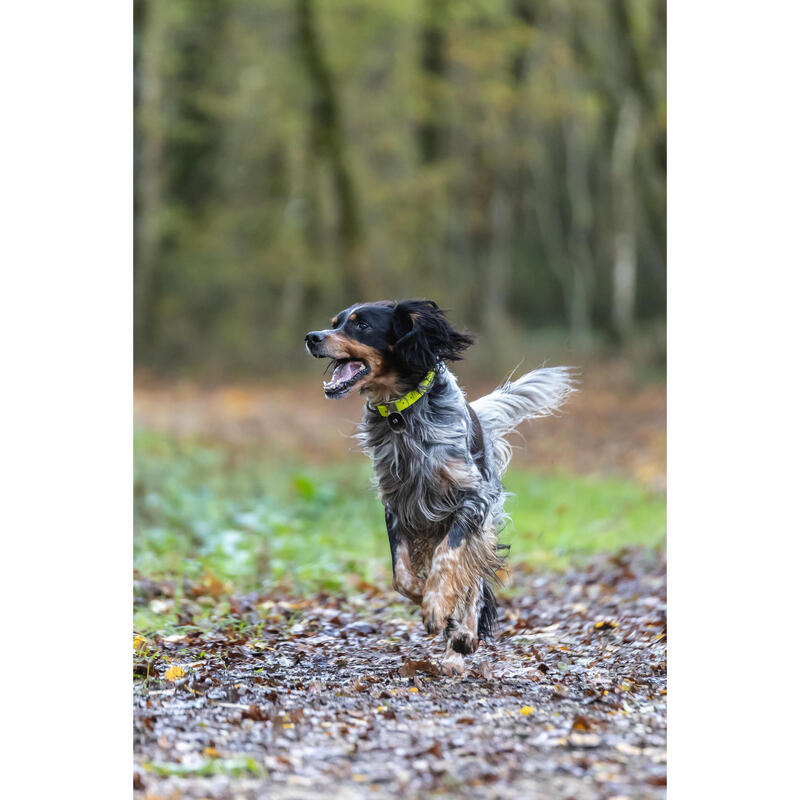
472;661;492;680
242;704;269;722
399;659;440;678
553;683;569;698
424;741;443;758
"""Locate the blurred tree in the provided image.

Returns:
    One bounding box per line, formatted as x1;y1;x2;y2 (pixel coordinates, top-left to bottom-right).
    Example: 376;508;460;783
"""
134;0;665;375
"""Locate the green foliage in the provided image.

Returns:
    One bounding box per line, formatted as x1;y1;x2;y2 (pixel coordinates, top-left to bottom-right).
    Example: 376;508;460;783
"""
134;0;666;373
143;756;262;779
134;429;665;597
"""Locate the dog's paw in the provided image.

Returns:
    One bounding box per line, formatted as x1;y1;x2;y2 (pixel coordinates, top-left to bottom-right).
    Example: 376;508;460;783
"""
422;609;446;635
440;650;465;676
449;630;479;655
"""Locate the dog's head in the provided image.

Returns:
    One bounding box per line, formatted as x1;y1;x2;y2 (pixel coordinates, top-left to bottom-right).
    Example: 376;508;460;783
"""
305;300;473;400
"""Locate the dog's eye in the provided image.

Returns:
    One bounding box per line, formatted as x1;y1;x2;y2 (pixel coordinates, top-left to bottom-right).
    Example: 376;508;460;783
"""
356;320;370;330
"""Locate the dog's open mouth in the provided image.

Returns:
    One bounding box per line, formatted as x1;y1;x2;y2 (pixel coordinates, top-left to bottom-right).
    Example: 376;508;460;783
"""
324;359;370;398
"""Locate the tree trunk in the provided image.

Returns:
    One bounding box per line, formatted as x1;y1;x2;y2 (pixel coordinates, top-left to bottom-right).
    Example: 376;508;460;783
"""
481;0;537;341
483;171;512;345
611;94;641;340
135;0;167;355
295;0;371;301
418;1;448;164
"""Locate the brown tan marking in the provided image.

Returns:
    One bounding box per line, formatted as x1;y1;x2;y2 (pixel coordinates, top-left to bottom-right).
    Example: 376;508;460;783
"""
321;332;403;402
421;535;464;634
421;516;503;637
445;580;481;655
392;539;424;604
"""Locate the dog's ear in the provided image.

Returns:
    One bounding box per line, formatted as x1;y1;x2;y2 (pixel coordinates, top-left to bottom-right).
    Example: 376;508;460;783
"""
392;300;474;374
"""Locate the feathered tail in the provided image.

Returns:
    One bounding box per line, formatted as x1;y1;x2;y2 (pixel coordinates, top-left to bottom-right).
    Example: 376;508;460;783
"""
470;366;578;475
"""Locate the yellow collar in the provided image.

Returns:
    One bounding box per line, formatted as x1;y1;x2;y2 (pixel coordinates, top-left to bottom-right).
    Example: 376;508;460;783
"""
374;370;435;417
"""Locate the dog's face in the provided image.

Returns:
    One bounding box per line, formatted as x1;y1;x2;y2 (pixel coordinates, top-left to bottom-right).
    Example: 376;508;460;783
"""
305;300;473;400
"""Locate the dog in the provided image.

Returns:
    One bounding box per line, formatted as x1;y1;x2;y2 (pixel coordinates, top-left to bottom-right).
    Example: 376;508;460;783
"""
305;300;576;674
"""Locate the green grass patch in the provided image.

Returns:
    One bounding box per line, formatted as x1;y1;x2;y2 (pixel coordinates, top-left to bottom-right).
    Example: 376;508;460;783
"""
143;756;262;778
135;429;664;599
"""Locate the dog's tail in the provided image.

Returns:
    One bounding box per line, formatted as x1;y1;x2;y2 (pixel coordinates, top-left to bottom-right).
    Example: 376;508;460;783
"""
470;366;578;475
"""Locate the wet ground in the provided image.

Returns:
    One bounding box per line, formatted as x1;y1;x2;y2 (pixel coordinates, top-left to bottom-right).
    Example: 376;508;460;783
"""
134;550;666;799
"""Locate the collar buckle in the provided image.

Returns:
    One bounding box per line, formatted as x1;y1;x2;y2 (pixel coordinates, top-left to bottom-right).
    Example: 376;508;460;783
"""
387;411;407;433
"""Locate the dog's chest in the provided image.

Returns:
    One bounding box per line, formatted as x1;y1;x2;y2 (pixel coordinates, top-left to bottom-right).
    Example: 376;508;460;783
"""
365;424;470;532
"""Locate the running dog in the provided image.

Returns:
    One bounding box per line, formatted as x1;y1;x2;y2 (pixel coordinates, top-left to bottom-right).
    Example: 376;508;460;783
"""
305;300;576;674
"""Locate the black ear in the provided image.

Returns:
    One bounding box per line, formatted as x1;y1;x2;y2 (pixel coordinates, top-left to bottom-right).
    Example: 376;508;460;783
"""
392;300;474;374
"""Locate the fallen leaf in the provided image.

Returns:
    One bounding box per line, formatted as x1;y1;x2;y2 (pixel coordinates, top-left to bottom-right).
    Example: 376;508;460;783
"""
203;746;220;758
164;665;186;682
474;661;492;680
202;572;227;598
571;715;593;732
520;706;534;715
594;620;619;630
399;659;440;677
424;741;443;758
553;684;569;698
242;704;269;722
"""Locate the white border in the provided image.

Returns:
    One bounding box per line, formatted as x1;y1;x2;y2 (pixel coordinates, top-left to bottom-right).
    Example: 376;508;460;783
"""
669;1;800;796
2;2;131;797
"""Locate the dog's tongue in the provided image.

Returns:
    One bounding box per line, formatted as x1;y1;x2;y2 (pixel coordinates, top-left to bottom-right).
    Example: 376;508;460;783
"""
331;360;363;384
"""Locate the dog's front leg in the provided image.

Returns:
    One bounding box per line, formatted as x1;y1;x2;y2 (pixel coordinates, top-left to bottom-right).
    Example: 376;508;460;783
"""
386;508;424;604
421;494;487;635
421;533;463;635
439;581;483;675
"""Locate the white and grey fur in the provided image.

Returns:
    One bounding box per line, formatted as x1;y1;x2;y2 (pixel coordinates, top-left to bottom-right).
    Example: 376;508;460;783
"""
356;362;576;671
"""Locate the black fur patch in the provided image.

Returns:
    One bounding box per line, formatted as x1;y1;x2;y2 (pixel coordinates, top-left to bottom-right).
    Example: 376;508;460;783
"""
478;580;498;641
385;508;398;572
392;300;473;378
450;631;477;655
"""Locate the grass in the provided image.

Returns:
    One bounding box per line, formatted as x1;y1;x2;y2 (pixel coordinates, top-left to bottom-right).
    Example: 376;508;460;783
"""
135;428;664;607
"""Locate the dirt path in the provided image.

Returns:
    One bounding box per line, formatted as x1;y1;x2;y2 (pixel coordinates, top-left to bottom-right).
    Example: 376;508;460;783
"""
134;550;666;799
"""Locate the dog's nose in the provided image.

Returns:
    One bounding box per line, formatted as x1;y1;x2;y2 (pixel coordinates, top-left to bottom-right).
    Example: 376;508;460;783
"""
305;331;324;345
